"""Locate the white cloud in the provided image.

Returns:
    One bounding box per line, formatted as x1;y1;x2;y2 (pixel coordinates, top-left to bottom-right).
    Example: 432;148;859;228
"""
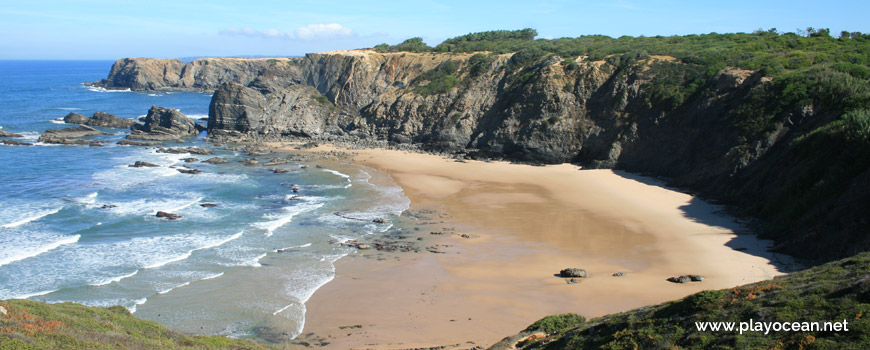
219;23;356;40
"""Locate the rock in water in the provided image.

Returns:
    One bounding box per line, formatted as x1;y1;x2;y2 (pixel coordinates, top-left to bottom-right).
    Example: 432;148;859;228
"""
156;211;181;220
37;125;110;146
1;140;32;146
62;112;90;124
560;268;588;278
203;157;228;164
156;147;214;155
117;139;164;146
64;112;140;129
0;130;24;138
87;112;140;129
176;168;202;174
129;161;159;168
127;105;203;141
200;203;218;208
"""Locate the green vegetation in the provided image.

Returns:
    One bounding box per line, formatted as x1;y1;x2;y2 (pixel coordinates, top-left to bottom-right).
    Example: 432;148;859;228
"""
413;60;459;95
311;94;333;107
0;299;272;349
524;313;586;334
505;253;870;349
373;37;432;53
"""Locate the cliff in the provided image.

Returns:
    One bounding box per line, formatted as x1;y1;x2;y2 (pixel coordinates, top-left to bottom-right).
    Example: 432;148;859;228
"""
93;49;870;262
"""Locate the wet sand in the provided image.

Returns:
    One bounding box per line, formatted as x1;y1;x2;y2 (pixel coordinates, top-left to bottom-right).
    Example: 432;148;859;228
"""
279;144;792;349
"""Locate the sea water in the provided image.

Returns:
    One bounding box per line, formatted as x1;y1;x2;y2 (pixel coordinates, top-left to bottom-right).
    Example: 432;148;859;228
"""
0;61;410;338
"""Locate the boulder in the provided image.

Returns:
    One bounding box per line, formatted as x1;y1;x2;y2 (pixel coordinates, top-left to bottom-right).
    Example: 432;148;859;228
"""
182;157;198;163
560;268;588;278
177;168;202;174
127;105;203;141
612;272;626;277
129;161;159;168
156;211;181;220
243;159;259;166
272;169;293;174
667;275;704;283
62;112;90;124
668;276;691;284
200;203;218;208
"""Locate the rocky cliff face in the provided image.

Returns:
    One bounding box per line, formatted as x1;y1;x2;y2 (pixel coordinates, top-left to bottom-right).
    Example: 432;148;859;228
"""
95;51;870;262
88;57;305;91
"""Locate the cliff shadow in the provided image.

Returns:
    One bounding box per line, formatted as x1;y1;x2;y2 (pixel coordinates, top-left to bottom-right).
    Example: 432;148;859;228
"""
606;169;802;273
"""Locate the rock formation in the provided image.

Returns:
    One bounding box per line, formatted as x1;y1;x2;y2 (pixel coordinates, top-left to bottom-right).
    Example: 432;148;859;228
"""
127;105;204;141
38;125;110;146
68;112;140;129
0;130;23;138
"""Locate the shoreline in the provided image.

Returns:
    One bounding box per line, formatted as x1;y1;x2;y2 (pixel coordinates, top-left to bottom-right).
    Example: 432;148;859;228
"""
274;143;794;349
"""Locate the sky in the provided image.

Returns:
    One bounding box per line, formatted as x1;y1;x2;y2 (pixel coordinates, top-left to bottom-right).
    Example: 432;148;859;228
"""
1;0;868;59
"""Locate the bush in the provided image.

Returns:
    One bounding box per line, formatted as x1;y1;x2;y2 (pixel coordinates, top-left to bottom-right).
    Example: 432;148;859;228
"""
524;313;586;334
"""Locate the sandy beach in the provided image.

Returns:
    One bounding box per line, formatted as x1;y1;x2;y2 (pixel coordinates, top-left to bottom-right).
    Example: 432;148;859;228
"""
279;144;793;349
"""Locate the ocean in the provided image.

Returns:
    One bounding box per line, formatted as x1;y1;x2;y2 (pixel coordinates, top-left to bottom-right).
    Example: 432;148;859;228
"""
0;60;410;339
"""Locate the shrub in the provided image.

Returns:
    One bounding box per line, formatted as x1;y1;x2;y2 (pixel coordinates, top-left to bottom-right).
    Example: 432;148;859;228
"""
524;313;586;334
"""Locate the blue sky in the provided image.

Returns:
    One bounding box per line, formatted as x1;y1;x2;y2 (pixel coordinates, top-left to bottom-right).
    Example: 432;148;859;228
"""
1;0;868;59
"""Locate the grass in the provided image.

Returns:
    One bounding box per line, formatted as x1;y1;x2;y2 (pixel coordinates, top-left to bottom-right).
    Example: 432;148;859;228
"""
0;300;274;349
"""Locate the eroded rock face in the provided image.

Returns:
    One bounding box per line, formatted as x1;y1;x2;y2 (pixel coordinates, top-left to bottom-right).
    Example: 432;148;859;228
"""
127;105;203;141
208;83;349;138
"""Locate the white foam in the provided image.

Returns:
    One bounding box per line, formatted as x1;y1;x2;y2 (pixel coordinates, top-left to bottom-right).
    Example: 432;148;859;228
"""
0;234;78;267
0;206;62;228
143;230;243;270
273;303;294;316
91;269;139;286
255;201;324;237
12;289;58;300
85;85;131;93
157;281;190;294
144;250;193;269
53;107;82;111
128;297;148;313
202;272;224;280
201;231;243;250
274;243;312;252
322;168;351;180
159;197;202;215
250;253;268;267
50;118;66;124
